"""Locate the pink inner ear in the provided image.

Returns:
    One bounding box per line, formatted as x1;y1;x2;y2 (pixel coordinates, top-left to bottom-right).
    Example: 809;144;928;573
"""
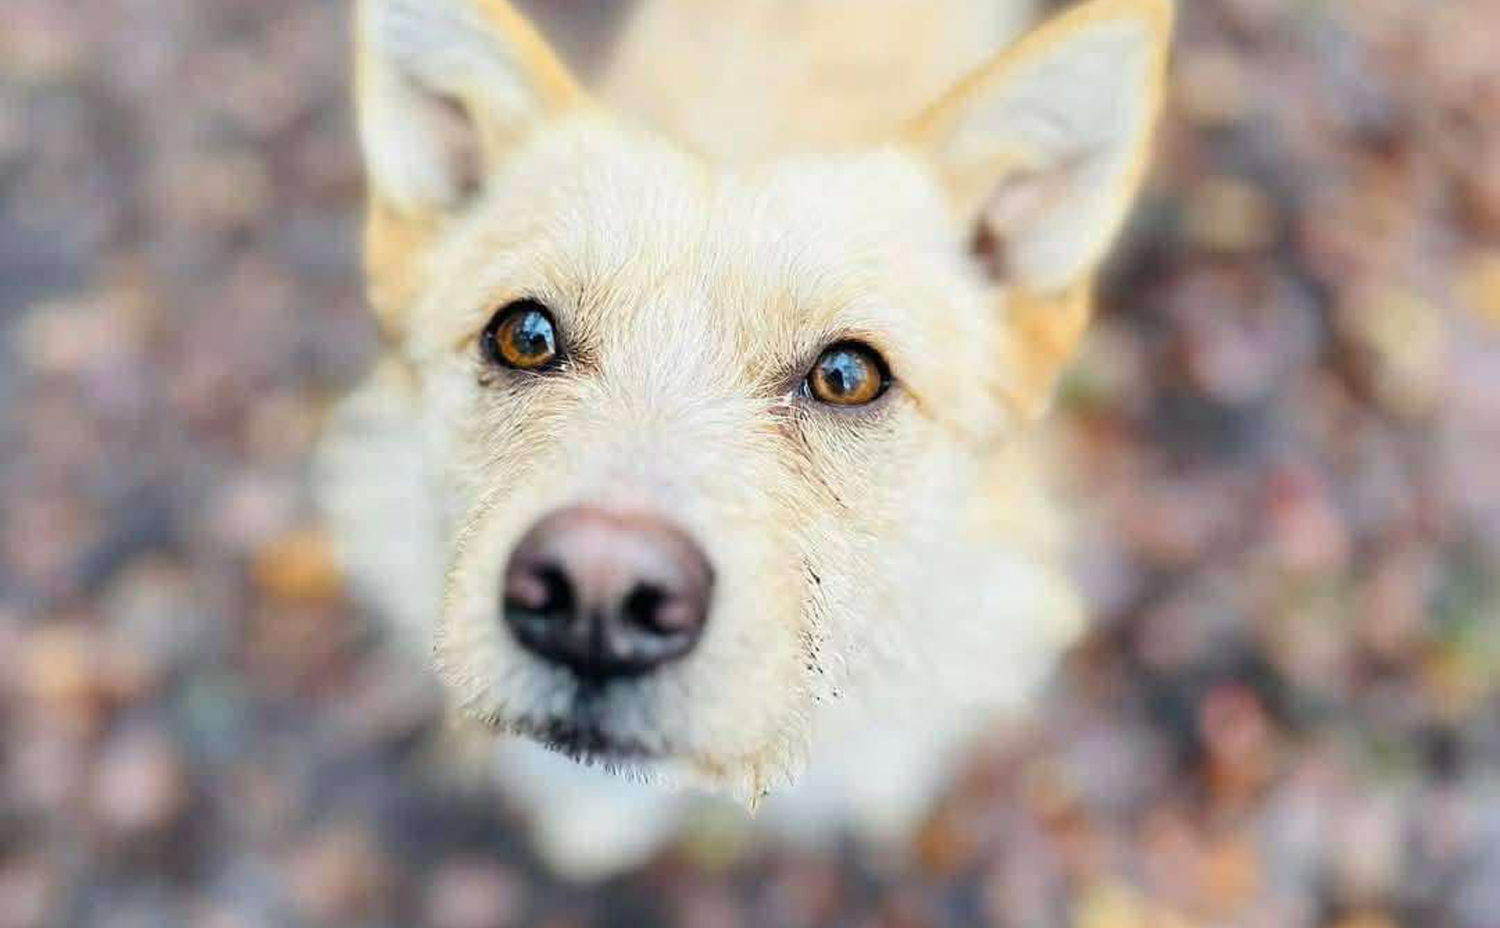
969;165;1062;283
969;217;1009;282
426;88;486;202
986;169;1053;231
971;151;1098;285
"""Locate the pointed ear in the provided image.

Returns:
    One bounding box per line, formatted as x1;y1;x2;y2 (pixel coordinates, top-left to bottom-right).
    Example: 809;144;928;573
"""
354;0;585;331
907;0;1173;417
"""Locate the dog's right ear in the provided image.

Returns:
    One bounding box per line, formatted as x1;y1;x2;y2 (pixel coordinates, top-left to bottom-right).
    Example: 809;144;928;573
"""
904;0;1173;419
355;0;584;332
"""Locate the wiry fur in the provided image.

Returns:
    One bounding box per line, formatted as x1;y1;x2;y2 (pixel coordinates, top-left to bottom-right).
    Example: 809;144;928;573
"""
319;0;1173;876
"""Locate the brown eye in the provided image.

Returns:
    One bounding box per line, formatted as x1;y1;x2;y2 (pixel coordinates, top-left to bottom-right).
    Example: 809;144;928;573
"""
482;300;559;371
805;342;890;407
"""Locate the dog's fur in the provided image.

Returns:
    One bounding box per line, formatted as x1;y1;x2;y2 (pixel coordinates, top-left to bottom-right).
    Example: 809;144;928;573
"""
318;0;1172;875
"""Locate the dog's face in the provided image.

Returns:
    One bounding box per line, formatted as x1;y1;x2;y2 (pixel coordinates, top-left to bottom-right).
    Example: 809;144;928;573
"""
409;132;1032;793
351;0;1172;798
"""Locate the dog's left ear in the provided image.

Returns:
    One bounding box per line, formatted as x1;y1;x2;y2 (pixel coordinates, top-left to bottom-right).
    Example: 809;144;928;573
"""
354;0;585;333
907;0;1173;418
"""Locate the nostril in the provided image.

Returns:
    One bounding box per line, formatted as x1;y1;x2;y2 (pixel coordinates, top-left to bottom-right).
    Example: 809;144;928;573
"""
506;563;574;617
620;583;668;634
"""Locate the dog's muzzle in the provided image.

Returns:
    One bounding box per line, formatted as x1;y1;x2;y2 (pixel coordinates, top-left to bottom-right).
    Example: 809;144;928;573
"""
501;506;713;683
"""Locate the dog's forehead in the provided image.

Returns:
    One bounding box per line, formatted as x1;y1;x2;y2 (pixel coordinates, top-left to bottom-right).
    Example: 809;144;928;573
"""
710;152;958;268
487;120;963;304
421;120;997;405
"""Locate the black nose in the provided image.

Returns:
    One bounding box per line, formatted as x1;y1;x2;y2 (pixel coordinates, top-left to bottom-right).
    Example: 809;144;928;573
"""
501;507;713;682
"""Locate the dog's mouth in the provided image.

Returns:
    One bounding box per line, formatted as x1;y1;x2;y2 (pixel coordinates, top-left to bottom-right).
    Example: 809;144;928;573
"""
503;690;665;766
513;717;656;764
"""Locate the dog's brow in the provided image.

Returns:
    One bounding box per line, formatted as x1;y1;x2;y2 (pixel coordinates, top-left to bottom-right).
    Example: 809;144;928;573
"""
907;384;1007;449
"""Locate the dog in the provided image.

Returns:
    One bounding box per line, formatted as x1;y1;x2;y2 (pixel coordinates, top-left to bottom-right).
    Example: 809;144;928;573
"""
317;0;1173;876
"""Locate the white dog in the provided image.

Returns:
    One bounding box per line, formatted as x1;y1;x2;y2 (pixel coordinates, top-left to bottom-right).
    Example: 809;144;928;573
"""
318;0;1173;876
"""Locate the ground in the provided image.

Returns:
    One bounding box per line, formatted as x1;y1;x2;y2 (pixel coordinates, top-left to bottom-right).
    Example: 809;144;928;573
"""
2;0;1499;926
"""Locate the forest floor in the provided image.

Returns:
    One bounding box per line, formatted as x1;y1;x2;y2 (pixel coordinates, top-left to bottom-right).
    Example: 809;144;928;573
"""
2;1;1499;926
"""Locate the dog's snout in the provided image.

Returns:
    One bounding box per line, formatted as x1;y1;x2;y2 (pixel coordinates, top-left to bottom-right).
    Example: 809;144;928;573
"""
502;507;713;681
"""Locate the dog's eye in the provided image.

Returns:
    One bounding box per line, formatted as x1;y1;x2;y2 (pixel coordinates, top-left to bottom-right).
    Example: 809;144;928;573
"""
805;342;890;407
482;300;559;371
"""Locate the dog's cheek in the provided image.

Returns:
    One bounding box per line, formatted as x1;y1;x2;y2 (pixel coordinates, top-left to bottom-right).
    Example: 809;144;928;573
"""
425;369;595;685
434;361;576;510
774;409;931;675
800;408;925;536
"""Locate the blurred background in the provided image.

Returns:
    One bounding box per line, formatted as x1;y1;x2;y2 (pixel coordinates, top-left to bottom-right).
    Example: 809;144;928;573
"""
3;0;1500;925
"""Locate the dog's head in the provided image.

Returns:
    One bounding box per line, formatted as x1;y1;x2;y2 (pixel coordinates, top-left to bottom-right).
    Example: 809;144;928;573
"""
350;0;1172;799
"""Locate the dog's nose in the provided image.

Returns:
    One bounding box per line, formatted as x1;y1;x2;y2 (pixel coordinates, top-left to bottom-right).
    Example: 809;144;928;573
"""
501;507;713;681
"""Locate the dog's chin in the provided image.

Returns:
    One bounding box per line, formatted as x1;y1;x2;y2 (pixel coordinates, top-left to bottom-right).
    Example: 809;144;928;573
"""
464;654;805;802
508;714;661;771
487;680;676;779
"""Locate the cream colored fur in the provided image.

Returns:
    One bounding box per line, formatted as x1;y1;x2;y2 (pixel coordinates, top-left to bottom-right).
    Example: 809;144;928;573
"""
319;0;1173;877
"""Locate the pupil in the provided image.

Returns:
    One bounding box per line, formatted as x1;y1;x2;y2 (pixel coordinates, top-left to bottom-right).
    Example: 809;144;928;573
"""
826;353;861;395
511;312;552;357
